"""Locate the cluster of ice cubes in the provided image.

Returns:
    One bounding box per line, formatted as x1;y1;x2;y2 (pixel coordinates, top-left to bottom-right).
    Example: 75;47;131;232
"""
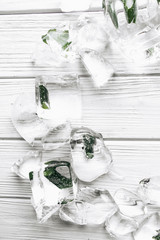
103;0;160;63
11;119;160;239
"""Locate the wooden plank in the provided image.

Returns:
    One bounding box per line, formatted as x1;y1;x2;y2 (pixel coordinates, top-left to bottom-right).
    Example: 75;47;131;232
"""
0;13;160;76
0;198;109;240
0;0;102;14
1;76;160;139
1;139;160;198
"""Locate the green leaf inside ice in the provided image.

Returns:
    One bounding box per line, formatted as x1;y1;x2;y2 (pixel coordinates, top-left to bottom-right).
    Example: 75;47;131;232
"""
107;3;119;29
29;171;33;181
122;0;137;24
83;134;96;159
39;85;50;109
157;0;160;4
153;230;160;240
42;28;72;51
44;161;73;189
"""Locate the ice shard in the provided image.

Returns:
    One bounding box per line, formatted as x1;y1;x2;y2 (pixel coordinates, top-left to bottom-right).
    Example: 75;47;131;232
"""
59;187;118;225
30;159;78;223
114;188;146;218
70;127;112;182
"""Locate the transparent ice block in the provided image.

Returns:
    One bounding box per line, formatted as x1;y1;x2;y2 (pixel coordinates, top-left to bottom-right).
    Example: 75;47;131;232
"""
35;75;82;121
11;151;41;179
70;127;113;182
79;49;114;87
138;176;160;206
30;158;78;223
59;187;118;225
105;211;138;238
134;213;160;240
114;188;146;218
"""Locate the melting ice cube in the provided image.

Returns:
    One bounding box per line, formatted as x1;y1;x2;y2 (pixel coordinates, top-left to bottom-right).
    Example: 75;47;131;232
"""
134;213;160;240
70;127;112;182
30;159;78;223
138;176;160;206
105;211;138;238
11;93;55;145
11;151;41;179
79;49;114;87
35;75;82;121
59;187;118;225
114;188;146;218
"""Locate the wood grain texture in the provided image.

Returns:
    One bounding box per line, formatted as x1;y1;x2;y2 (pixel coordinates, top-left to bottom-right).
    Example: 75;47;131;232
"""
1;76;160;139
0;0;102;14
1;139;160;198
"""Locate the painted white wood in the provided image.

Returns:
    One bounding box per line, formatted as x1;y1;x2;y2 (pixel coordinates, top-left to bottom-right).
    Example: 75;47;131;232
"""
0;0;101;14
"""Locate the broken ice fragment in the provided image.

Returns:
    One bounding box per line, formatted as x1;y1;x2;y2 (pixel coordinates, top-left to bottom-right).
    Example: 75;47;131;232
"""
42;122;71;150
134;213;160;240
138;176;160;206
30;159;77;223
11;93;55;145
11;151;41;180
105;211;138;238
60;0;91;12
59;187;118;225
114;188;146;218
70;127;112;182
79;49;114;88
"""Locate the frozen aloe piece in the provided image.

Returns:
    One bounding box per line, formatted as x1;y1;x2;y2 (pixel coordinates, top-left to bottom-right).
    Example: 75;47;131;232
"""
11;93;55;145
11;151;41;179
138;176;160;206
30;159;78;223
60;0;91;12
79;49;114;88
70;127;112;182
35;75;82;121
59;187;118;225
105;211;138;238
42;122;71;150
133;213;160;240
114;188;146;218
41;25;76;64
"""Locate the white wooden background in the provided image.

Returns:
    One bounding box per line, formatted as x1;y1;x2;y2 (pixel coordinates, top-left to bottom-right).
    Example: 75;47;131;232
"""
1;1;160;239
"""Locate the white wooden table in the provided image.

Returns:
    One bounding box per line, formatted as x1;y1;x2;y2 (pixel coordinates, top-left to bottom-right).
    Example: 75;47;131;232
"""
1;1;160;239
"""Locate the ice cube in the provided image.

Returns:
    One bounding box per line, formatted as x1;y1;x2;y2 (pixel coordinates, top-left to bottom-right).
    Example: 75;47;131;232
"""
60;0;91;12
134;213;160;240
138;176;160;206
41;25;76;64
105;211;138;238
42;122;71;150
76;20;109;53
59;187;118;225
11;93;55;145
11;151;41;179
114;188;146;218
79;49;114;88
70;127;113;182
30;159;78;223
35;75;82;121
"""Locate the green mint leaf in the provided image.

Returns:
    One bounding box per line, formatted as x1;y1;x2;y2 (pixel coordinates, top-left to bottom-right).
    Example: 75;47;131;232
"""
83;135;96;159
44;161;73;189
29;171;33;181
62;41;72;50
122;0;137;24
42;34;49;44
39;85;50;109
107;3;119;29
153;230;160;240
157;0;160;4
